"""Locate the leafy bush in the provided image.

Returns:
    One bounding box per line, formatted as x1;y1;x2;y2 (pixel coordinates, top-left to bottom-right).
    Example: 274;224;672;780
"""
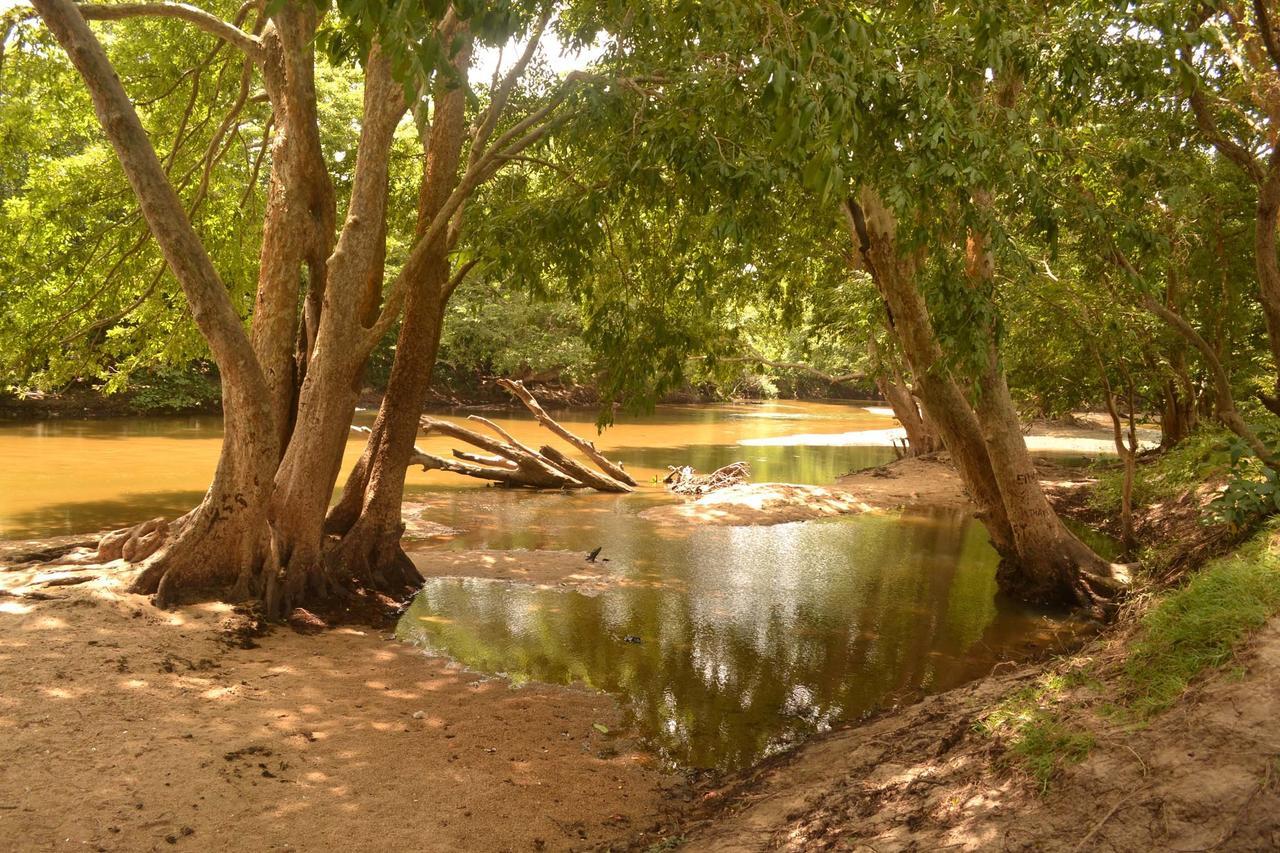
127;365;221;413
1090;427;1232;515
1205;423;1280;530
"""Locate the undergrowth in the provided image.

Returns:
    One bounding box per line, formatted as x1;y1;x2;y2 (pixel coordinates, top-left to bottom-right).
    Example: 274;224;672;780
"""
1089;427;1232;516
1122;519;1280;716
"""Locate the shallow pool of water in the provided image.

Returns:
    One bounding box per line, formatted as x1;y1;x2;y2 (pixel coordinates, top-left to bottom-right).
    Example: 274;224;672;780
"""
398;501;1078;771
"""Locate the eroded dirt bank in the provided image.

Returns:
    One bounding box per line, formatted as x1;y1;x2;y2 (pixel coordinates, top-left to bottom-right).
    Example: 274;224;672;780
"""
0;419;1254;853
636;452;1279;852
671;614;1280;852
0;567;679;853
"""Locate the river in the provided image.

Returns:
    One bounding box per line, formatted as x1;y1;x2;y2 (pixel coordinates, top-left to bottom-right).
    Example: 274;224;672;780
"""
0;400;1086;771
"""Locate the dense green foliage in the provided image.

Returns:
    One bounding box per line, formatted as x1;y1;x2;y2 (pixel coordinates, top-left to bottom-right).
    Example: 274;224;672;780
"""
5;0;1280;481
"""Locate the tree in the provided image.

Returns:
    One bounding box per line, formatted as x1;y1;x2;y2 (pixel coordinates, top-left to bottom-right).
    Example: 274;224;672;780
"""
510;0;1120;606
29;0;613;616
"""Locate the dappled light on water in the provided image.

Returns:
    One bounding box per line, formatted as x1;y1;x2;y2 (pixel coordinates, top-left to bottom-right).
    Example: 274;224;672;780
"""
0;399;1088;773
399;508;1085;771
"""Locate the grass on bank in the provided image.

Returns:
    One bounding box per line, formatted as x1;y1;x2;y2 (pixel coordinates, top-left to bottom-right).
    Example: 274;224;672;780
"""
1122;520;1280;716
974;672;1095;792
978;519;1280;790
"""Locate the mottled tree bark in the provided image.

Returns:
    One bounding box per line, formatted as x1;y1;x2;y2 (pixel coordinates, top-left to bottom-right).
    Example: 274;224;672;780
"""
972;348;1113;605
34;0;284;605
844;193;1014;555
266;44;407;609
847;189;1114;607
39;0;419;615
963;206;1113;606
326;35;473;586
253;5;335;450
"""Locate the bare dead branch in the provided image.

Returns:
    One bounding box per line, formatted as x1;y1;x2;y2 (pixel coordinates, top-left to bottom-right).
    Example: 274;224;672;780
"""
496;379;637;486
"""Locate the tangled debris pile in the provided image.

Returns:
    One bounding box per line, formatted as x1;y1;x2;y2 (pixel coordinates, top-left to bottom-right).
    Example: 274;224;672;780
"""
663;461;751;495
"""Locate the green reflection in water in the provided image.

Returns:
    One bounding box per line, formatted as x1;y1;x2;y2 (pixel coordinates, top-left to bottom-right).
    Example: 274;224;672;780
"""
398;508;1077;771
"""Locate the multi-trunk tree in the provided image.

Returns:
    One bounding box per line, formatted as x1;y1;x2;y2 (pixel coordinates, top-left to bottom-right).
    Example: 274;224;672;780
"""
30;0;611;615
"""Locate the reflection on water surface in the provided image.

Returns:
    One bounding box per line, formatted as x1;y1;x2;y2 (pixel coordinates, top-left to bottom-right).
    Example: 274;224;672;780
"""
399;507;1076;771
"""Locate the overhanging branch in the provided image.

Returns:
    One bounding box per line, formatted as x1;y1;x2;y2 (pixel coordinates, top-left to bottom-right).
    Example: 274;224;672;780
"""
74;2;262;59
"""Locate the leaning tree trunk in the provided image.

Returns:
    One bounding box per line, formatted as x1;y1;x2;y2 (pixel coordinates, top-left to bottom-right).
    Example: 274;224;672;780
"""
1253;167;1280;412
878;364;939;457
876;373;936;455
326;37;472;588
844;193;1015;555
972;350;1114;606
326;271;448;589
32;0;290;605
962;206;1114;607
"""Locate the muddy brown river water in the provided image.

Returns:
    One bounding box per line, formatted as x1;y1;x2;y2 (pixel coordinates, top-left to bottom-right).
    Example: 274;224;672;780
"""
0;400;1087;770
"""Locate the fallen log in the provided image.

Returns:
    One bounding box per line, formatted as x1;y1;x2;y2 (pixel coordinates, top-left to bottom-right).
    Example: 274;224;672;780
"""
540;445;633;493
497;378;638;486
452;449;517;469
467;414;547;461
420;416;581;489
398;385;638;492
409;450;584;489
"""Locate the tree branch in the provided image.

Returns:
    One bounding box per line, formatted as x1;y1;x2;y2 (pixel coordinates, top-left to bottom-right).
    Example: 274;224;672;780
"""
74;2;262;59
1184;71;1264;183
1113;248;1280;468
440;256;480;303
1253;0;1280;77
35;0;269;407
468;7;550;163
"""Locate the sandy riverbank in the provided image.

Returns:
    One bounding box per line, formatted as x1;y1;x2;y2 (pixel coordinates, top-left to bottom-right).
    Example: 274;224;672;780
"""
0;564;680;853
740;413;1160;456
0;412;1166;852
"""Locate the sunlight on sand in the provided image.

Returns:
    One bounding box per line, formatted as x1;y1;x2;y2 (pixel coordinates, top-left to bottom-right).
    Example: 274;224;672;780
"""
641;483;875;525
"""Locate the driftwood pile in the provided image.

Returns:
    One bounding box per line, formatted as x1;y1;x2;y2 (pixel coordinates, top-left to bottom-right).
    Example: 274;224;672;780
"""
405;380;637;493
663;461;751;495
